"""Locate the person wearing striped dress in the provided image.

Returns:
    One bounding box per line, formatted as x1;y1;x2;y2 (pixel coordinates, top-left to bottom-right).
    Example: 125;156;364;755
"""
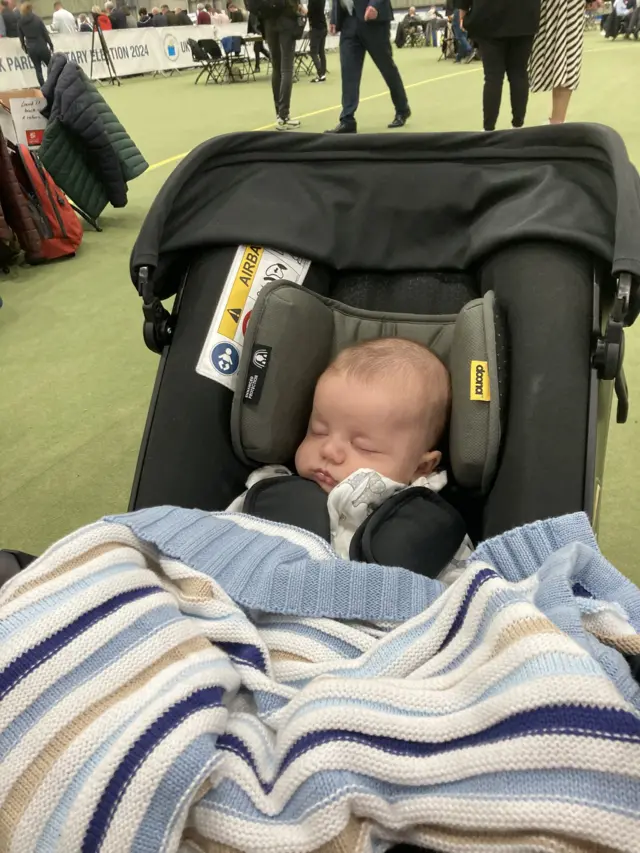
528;0;585;124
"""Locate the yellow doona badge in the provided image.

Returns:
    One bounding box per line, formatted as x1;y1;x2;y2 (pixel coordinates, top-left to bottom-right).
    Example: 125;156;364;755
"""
470;360;491;401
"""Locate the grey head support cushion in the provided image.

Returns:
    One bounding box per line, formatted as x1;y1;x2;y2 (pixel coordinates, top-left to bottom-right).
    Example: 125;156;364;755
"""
231;282;503;493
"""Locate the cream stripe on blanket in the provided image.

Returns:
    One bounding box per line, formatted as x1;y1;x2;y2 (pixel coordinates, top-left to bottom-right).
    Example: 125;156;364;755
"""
1;508;639;853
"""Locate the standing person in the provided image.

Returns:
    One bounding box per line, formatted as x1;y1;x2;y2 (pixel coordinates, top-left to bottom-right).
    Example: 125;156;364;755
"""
226;1;244;22
528;0;585;124
211;3;229;23
0;0;19;36
92;4;112;28
196;2;210;22
251;0;301;131
17;2;53;87
105;0;127;27
327;0;410;133
248;11;270;73
150;4;166;22
457;0;540;131
51;1;77;32
451;2;472;61
424;6;446;47
163;3;178;23
78;12;92;29
138;5;153;24
308;0;327;81
175;6;192;24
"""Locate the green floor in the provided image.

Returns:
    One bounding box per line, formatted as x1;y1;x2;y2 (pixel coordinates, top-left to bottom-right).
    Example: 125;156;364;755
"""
1;33;639;583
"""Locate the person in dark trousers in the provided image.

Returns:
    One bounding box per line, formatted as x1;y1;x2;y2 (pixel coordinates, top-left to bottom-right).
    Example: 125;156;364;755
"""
457;0;540;131
17;2;53;88
328;0;410;133
263;0;301;131
451;3;473;61
307;0;327;82
248;11;270;73
1;0;19;36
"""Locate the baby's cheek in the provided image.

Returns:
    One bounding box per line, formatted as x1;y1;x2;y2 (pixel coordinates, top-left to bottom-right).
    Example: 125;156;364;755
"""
294;439;311;475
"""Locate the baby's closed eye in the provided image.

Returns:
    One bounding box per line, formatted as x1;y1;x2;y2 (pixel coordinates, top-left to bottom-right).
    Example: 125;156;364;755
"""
353;441;379;454
309;422;328;437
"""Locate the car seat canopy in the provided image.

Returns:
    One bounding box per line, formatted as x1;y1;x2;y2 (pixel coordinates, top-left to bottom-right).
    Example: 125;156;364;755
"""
128;126;640;541
232;282;502;493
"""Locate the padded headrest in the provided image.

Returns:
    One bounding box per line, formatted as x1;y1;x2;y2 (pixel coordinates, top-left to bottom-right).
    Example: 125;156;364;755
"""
231;283;502;493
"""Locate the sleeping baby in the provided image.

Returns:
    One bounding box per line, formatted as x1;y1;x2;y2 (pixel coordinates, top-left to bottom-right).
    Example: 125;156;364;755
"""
227;337;472;581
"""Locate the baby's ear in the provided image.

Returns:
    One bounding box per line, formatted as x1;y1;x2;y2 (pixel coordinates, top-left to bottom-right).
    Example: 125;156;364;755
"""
414;450;441;480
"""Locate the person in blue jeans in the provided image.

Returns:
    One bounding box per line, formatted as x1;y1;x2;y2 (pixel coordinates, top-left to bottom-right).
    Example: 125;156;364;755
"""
451;6;472;61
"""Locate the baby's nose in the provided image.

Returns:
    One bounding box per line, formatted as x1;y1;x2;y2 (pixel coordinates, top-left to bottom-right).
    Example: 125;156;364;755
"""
321;437;346;464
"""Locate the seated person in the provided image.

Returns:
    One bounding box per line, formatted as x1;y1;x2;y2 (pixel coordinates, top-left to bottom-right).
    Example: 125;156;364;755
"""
402;5;426;42
625;0;640;35
403;5;424;26
228;337;472;581
611;0;633;35
226;1;245;22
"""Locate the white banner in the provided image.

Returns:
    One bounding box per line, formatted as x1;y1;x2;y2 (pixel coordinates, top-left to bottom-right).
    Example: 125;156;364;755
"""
0;23;251;88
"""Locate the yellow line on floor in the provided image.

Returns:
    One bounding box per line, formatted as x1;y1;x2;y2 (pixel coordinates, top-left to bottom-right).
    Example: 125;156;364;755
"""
146;41;607;175
146;64;481;172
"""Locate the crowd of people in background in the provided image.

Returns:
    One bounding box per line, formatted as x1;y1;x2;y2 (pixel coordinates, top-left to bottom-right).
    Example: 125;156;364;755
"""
0;0;625;135
0;0;242;37
600;0;640;39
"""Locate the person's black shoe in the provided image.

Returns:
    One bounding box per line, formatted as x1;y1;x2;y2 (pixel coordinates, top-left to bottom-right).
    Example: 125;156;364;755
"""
388;109;411;128
325;121;357;133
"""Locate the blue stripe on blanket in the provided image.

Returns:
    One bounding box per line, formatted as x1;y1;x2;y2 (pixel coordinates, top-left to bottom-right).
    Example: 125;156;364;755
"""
202;766;640;825
0;586;163;702
282;654;609;725
0;562;145;643
106;508;443;621
36;659;229;853
259;621;365;659
216;704;640;793
0;603;184;759
437;567;497;651
133;733;224;853
82;685;225;853
216;641;267;672
279;705;640;766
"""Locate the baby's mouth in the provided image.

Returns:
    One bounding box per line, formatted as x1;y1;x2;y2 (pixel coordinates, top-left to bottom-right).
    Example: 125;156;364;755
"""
313;469;337;489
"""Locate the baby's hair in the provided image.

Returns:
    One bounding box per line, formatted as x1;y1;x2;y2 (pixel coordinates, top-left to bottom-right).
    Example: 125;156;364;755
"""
327;337;451;446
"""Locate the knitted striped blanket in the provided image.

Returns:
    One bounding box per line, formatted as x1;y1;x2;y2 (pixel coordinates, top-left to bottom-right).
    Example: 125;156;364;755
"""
1;508;640;853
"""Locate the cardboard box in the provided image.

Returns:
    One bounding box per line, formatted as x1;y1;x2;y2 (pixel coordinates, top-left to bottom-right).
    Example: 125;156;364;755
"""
0;88;46;148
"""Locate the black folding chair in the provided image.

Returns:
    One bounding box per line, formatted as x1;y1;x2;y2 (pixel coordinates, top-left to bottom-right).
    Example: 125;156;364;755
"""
221;36;256;82
188;38;227;84
293;32;315;81
404;22;426;47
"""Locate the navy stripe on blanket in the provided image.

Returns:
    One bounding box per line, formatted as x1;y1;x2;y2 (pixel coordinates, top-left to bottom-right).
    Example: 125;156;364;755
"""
82;686;225;853
0;586;163;701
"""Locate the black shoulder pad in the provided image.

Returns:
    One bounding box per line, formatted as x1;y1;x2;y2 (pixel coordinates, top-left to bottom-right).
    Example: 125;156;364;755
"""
243;476;331;543
350;488;467;579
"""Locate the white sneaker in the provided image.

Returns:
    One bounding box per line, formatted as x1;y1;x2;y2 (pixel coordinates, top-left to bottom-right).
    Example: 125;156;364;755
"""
275;117;301;131
311;75;326;83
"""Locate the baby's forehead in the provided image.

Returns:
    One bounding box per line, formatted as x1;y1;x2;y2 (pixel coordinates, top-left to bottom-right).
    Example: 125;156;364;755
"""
316;365;442;409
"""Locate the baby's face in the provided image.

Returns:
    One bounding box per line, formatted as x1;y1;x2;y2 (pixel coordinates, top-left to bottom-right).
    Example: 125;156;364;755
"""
295;370;441;493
